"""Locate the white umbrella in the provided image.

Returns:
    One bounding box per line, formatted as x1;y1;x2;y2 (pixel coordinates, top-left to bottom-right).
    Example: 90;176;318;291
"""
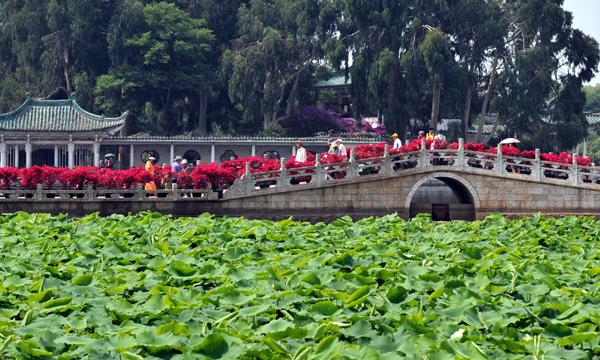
498;138;520;145
104;153;115;157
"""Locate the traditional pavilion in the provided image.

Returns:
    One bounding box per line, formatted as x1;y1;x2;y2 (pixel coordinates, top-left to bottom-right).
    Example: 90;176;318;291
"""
0;92;382;169
0;93;127;168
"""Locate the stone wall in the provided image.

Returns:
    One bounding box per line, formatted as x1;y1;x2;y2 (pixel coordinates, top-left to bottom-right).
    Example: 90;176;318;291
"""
0;167;598;222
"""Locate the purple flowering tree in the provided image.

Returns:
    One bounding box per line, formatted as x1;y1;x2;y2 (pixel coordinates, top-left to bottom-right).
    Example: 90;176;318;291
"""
279;107;346;136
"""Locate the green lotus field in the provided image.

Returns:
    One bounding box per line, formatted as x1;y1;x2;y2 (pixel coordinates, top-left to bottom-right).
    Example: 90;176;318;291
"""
0;212;599;359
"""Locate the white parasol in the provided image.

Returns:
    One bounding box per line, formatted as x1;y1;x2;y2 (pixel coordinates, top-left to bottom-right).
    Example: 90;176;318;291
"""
498;138;520;145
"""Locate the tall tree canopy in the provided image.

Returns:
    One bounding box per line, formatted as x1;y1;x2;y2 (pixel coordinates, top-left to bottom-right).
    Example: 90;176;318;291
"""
0;0;597;152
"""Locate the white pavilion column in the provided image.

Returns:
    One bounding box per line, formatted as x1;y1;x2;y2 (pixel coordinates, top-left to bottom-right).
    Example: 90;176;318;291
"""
129;144;135;168
54;145;59;167
67;136;75;169
93;135;100;167
583;137;587;158
25;135;32;168
252;145;256;157
0;135;6;168
14;144;19;168
211;144;216;163
170;144;175;164
292;145;297;156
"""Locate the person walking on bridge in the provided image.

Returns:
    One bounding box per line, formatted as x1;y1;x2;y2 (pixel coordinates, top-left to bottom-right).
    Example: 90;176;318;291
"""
426;127;435;141
391;133;402;149
295;140;307;163
172;156;183;182
336;139;347;159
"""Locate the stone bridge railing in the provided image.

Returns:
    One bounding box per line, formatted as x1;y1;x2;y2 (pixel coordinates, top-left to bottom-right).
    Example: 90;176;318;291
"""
222;138;600;199
0;138;598;202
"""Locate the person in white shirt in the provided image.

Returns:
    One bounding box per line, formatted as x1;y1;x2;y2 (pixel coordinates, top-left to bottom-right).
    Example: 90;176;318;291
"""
391;133;402;149
336;139;347;159
295;140;307;162
435;129;447;144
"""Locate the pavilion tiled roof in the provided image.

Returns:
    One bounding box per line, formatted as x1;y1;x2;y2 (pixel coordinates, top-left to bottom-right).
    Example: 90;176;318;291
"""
104;132;383;143
314;75;351;88
468;113;600;135
0;93;127;133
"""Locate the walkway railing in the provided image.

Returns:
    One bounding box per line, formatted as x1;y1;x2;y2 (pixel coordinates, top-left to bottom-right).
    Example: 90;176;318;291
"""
0;138;597;201
227;138;600;198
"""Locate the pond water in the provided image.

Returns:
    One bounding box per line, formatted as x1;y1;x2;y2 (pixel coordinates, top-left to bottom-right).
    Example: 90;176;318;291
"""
411;179;458;204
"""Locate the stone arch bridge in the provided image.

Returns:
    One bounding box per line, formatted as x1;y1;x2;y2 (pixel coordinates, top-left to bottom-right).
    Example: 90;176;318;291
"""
1;140;600;221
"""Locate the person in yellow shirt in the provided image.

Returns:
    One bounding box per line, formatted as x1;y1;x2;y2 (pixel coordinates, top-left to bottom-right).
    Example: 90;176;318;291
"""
426;127;435;141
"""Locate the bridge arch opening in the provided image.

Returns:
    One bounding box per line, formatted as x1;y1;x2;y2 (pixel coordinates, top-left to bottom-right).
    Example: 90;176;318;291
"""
406;174;478;221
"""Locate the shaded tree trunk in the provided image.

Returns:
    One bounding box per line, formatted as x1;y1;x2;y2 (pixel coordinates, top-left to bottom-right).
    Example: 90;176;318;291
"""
286;68;305;117
484;116;500;145
199;89;208;135
474;50;499;143
463;85;472;139
63;43;72;95
119;123;128;169
430;85;441;130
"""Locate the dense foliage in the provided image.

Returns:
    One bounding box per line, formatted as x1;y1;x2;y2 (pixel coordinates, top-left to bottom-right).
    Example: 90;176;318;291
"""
2;213;600;359
0;0;598;148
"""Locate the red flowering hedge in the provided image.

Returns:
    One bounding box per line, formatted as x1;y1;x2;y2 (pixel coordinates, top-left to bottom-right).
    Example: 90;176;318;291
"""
3;143;595;191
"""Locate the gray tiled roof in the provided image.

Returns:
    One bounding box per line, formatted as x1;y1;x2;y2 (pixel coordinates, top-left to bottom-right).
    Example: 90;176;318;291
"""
314;75;351;88
105;132;383;143
0;93;127;133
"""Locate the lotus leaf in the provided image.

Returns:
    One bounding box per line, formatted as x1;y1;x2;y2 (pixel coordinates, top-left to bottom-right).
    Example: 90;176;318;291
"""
3;212;600;358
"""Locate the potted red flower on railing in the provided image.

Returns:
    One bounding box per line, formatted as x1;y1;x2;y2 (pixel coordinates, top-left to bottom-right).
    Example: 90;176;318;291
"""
193;162;237;191
117;167;152;189
501;145;520;157
154;165;174;189
191;172;209;190
286;156;315;184
577;156;592;167
0;167;19;190
20;166;44;190
177;171;194;189
98;168;119;191
320;154;347;179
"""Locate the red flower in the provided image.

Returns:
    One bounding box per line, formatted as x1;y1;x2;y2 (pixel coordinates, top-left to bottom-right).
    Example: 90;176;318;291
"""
0;167;19;189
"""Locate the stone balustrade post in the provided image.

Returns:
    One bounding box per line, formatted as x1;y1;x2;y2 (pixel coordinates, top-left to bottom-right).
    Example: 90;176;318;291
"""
36;183;43;200
496;147;503;175
572;153;579;186
382;144;392;175
243;162;253;195
314;155;322;187
136;183;144;200
533;149;541;181
171;182;178;199
347;149;357;180
279;158;289;190
87;183;94;200
458;138;465;170
418;138;427;168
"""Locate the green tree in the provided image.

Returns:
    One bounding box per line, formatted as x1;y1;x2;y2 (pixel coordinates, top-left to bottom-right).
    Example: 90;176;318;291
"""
493;0;599;151
223;0;337;130
96;2;215;135
420;28;453;131
584;84;600;113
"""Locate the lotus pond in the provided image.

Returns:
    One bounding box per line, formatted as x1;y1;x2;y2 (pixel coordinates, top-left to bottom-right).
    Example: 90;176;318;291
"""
1;212;600;359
